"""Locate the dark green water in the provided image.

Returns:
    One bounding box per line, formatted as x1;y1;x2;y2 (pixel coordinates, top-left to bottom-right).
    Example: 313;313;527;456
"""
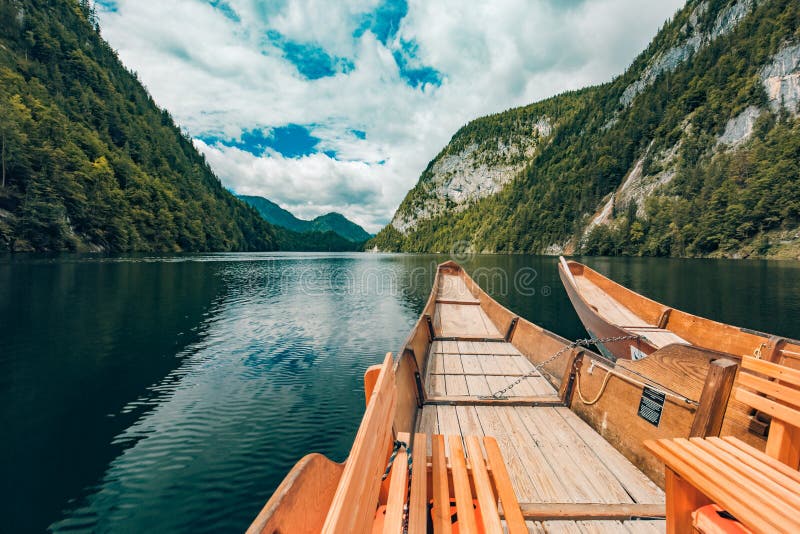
1;253;799;533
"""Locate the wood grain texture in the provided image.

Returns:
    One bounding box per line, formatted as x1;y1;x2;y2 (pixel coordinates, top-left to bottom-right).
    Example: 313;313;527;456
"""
483;437;527;534
322;353;396;534
246;453;344;534
408;433;428;534
690;358;738;438
431;434;451;534
465;436;503;534
646;438;800;533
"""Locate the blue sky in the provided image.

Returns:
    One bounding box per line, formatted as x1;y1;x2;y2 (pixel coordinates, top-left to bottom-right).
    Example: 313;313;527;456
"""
96;0;683;231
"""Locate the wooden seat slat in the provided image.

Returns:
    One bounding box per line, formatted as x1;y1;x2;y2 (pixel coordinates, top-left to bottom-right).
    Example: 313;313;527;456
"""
449;435;479;534
431;434;451;534
707;437;800;490
647;357;800;533
741;357;800;387
720;436;800;484
408;433;428;534
735;388;800;428
464;436;503;534
738;371;800;409
382;439;409;534
483;437;527;534
686;438;800;510
645;440;783;534
669;439;800;528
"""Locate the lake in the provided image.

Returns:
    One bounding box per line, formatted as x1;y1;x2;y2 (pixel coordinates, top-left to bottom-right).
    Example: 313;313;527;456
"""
2;253;799;533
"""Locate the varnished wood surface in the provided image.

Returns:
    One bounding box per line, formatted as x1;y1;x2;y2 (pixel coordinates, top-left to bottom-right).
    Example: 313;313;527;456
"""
572;276;687;349
524;519;666;532
647;436;800;533
561;258;800;367
415;404;663;507
426;335;556;399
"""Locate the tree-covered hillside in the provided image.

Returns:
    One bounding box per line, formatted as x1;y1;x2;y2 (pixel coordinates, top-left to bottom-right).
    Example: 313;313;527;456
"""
0;0;278;252
371;0;800;258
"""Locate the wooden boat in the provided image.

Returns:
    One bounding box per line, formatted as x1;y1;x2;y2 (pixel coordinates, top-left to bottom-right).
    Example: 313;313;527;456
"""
246;261;791;533
557;256;800;367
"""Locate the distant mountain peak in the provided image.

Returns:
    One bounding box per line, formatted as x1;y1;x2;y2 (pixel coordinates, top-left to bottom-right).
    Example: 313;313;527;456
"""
239;195;372;242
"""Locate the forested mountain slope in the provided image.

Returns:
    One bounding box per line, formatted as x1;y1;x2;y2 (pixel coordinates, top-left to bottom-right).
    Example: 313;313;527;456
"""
370;0;800;258
0;0;278;252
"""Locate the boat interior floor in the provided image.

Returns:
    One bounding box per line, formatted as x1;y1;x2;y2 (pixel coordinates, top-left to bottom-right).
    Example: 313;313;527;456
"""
572;276;687;349
416;274;667;532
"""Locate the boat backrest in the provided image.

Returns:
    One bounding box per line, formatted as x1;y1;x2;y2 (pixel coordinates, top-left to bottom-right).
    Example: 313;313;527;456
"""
322;352;397;533
736;357;800;467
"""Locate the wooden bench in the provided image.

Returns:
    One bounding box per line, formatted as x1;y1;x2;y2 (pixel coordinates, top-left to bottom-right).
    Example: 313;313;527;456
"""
645;356;800;534
377;433;527;534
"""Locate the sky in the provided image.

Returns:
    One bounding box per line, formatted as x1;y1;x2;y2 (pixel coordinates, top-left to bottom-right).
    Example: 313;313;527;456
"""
95;0;684;233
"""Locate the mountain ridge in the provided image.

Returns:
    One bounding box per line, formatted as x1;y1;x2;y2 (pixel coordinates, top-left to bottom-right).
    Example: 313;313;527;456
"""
370;0;800;259
239;195;372;242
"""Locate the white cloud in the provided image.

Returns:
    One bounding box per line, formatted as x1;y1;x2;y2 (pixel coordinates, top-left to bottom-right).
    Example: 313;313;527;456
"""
97;0;684;233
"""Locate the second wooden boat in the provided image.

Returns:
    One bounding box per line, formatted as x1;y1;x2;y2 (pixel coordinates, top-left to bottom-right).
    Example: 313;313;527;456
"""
557;256;800;367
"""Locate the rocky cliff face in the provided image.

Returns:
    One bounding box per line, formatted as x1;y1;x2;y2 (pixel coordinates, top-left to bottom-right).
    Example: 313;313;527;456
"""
761;42;800;115
578;38;800;249
370;0;800;259
390;117;551;233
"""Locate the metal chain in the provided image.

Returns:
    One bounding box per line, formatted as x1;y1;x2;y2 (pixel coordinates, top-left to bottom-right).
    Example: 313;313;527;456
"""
481;335;645;399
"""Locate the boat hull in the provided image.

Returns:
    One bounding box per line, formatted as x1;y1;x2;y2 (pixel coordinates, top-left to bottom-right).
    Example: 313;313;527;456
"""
558;263;657;361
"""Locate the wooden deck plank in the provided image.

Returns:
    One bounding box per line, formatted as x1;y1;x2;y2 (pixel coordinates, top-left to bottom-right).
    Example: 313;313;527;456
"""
461;354;484;374
428;353;444;375
438;405;461;456
492;406;573;503
445;373;469;396
485;374;539;398
522;407;633;504
494;355;522;375
443;353;464;374
542;520;585;533
465;374;492;396
530;374;559;396
438;273;480;303
479;354;504;376
415;406;437;455
428;373;445;396
513;407;601;504
456;405;484;437
555;407;664;504
474;406;538;502
458;340;477;354
626;327;687;349
440;340;460;353
510;354;535;374
436;303;497;338
623;520;666;533
517;503;665;521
